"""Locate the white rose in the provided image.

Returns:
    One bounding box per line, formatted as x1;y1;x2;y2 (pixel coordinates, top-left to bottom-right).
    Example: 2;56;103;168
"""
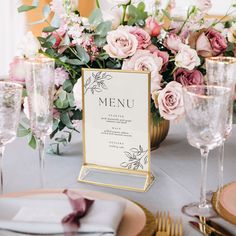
104;29;138;59
19;32;40;58
228;23;236;43
175;45;200;70
122;50;163;92
102;9;122;29
73;78;82;110
107;0;131;5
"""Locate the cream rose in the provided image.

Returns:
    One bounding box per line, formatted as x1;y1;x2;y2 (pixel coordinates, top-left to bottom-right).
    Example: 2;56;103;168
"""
103;29;138;59
122;50;163;92
157;81;184;121
175;45;200;70
228;23;236;43
102;9;122;30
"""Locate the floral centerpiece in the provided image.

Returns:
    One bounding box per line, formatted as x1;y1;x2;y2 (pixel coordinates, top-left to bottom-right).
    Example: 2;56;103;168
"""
13;0;236;153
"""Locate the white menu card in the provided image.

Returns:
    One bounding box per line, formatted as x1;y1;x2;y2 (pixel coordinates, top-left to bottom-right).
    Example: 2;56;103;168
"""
78;69;154;192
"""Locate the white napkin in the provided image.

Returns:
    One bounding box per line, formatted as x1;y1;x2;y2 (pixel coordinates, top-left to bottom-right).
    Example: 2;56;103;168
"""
0;197;126;235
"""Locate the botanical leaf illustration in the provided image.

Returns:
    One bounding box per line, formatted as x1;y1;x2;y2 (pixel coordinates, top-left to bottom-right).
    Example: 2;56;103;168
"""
120;145;148;170
84;71;112;94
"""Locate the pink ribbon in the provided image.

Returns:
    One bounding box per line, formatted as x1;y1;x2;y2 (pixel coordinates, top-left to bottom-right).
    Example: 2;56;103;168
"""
62;189;94;236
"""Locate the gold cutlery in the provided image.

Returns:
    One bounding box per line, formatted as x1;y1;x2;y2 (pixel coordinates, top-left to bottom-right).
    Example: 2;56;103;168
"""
155;211;183;236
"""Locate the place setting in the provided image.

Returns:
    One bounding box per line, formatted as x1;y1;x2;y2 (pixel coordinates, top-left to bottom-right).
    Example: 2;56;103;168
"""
1;0;236;235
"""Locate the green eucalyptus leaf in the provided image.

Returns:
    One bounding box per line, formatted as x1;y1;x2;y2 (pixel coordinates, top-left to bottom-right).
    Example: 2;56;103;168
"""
66;58;84;65
51;13;61;28
88;8;103;26
18;5;37;13
43;4;51;18
60;113;74;129
17;124;30;137
76;46;90;64
28;134;37;149
55;98;69;109
63;80;73;92
137;1;145;11
42;26;58;33
67;93;75;107
59;90;67;101
94;35;107;47
95;21;112;37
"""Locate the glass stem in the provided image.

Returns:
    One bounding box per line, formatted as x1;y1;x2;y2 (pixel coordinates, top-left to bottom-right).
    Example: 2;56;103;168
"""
199;147;209;208
37;136;46;188
218;142;224;191
0;145;5;194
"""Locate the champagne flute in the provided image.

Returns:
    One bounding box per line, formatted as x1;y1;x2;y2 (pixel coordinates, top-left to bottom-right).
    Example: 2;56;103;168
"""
206;57;236;196
25;55;55;188
0;81;23;194
182;85;231;217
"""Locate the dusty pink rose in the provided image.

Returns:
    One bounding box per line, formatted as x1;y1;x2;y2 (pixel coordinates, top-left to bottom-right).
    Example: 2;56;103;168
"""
206;28;227;56
147;45;169;72
189;28;227;57
157;81;184;120
103;29;138;58
174;68;204;86
9;56;25;84
164;33;183;54
121;26;151;49
54;67;69;87
144;17;161;37
122;50;163;92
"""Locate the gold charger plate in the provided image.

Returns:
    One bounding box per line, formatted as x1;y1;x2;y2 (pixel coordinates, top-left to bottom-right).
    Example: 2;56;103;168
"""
212;182;236;225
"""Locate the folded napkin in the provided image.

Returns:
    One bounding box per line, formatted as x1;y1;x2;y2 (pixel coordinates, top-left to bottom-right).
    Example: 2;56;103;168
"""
0;191;126;235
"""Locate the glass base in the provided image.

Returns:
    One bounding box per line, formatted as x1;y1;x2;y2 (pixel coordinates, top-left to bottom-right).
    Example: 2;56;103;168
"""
182;202;217;218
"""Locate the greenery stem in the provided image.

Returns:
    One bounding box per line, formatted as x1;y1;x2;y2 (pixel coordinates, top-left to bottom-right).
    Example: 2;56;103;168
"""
96;0;101;8
121;4;128;25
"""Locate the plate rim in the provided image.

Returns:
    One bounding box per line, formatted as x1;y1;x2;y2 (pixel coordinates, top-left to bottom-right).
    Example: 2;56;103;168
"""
212;182;236;225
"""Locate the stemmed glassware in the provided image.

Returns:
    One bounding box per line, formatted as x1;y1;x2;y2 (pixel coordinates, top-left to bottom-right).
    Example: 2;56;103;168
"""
182;85;231;217
25;55;55;188
206;57;236;197
0;81;23;194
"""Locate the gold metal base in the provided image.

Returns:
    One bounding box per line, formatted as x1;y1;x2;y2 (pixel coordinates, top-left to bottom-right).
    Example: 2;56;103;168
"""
78;164;155;192
150;119;170;151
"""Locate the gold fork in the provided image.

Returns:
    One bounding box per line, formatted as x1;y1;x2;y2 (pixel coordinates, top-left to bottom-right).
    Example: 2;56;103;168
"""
155;211;171;236
170;218;183;236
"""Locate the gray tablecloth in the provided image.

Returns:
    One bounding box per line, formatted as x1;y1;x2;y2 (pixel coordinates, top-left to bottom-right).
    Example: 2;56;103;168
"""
3;122;236;235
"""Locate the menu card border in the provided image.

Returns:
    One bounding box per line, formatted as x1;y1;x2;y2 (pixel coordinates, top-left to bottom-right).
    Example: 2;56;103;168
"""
79;68;153;192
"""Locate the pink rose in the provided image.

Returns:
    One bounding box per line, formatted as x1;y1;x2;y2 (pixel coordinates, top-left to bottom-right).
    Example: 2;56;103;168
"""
147;45;169;72
157;81;184;120
206;28;227;56
189;28;227;57
144;17;161;37
164;33;183;54
122;50;163;92
121;26;151;49
54;67;69;87
174;68;204;86
9;56;25;84
103;29;138;58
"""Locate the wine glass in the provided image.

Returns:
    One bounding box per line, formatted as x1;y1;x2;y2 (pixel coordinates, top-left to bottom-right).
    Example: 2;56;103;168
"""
0;81;23;194
24;55;55;188
206;57;236;197
182;85;231;217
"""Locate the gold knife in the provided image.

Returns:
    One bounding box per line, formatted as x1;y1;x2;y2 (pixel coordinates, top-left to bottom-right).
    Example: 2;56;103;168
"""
189;221;231;236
